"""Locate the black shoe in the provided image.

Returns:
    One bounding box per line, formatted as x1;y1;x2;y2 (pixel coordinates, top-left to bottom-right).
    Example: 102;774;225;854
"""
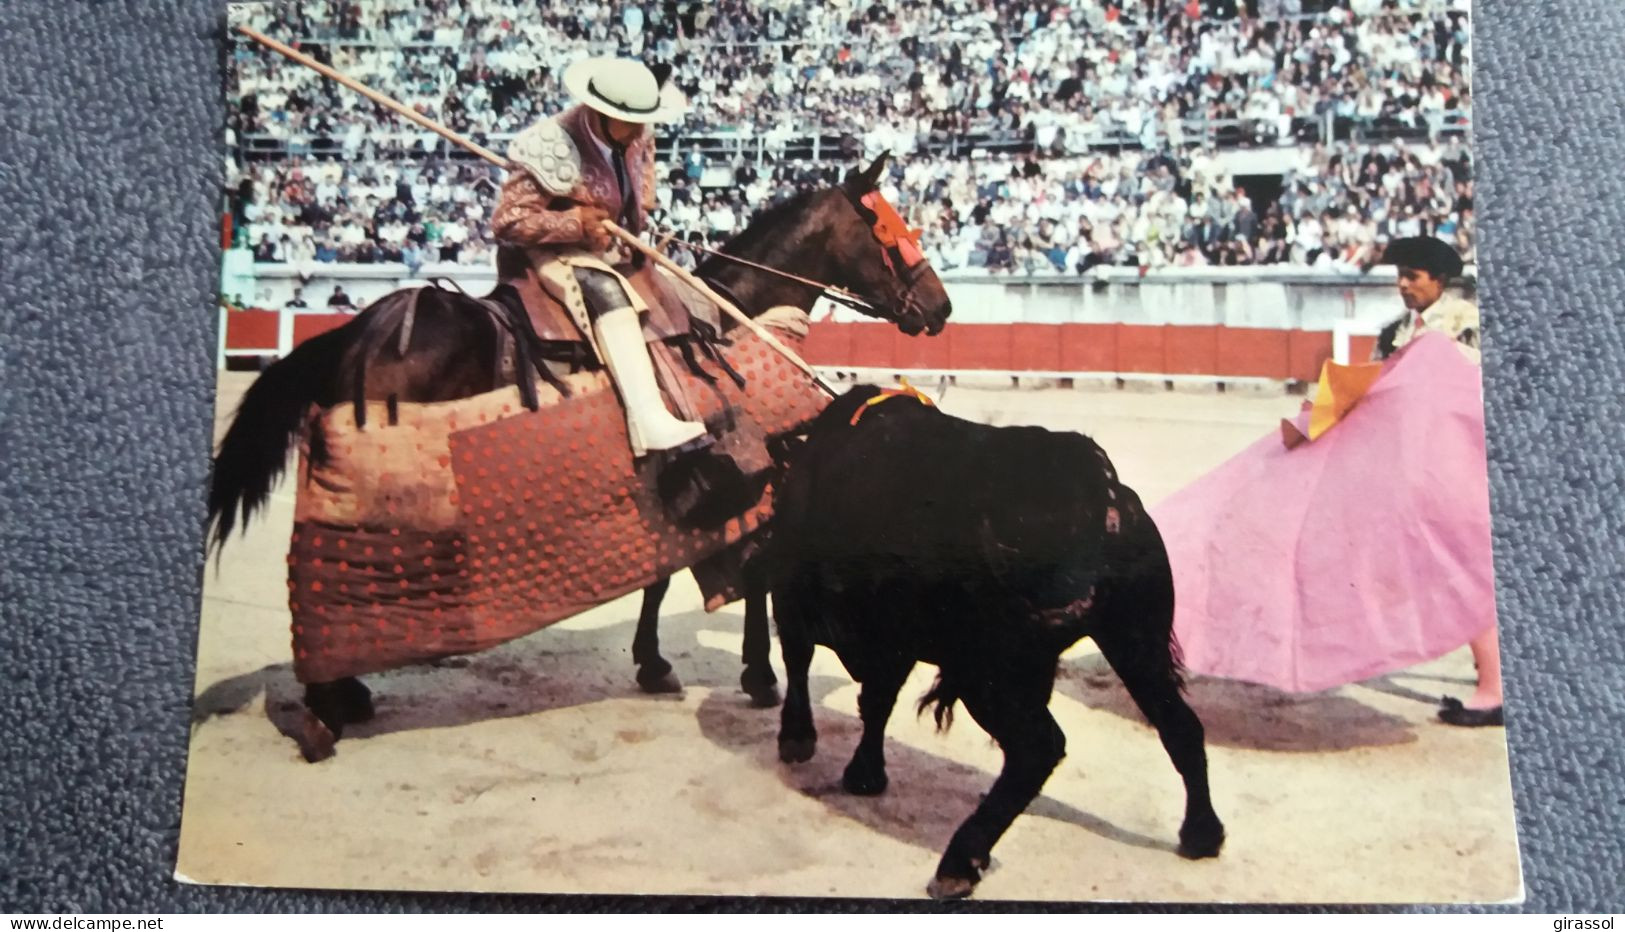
1438;704;1504;727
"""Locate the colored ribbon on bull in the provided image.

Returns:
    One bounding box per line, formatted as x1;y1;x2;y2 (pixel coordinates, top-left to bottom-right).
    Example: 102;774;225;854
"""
850;377;936;426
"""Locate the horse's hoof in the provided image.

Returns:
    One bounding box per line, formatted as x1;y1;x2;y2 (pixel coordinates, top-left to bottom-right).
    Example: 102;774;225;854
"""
745;682;782;708
778;736;817;764
926;874;977;901
299;710;338;764
637;667;683;695
336;680;375;724
741;666;780;708
1177;817;1226;860
842;763;889;797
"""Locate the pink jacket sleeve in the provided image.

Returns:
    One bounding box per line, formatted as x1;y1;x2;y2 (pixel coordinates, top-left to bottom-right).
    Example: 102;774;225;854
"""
490;172;587;248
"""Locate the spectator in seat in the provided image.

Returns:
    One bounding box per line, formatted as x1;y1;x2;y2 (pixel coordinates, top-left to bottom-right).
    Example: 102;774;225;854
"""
328;285;356;312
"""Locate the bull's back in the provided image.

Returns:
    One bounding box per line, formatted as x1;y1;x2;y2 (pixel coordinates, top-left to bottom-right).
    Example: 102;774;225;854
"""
773;406;1120;589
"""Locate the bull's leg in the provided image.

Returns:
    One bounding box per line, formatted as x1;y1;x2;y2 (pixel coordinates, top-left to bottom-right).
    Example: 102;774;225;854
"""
1096;631;1225;859
928;677;1066;900
841;656;913;796
299;677;374;763
740;574;780;707
775;596;818;764
632;577;682;694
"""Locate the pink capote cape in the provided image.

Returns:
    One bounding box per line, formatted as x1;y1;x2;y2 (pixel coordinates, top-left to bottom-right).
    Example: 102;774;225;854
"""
1151;332;1498;693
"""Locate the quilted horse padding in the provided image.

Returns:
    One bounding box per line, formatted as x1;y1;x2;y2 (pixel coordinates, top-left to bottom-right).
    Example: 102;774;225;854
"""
285;325;826;684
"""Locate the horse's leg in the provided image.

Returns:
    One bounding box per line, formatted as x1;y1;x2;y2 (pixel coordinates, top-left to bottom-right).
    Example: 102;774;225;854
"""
927;670;1066;900
739;572;781;707
632;577;682;694
299;677;374;763
840;652;913;796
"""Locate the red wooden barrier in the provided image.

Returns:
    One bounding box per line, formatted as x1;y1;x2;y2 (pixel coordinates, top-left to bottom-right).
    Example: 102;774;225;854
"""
947;324;1013;370
1216;327;1291;379
1287;330;1335;383
891;326;953;370
1164;325;1219;376
224;311;280;350
1058;323;1118;372
800;322;852;366
1116;324;1167;374
1009;324;1063;372
844;322;900;369
291;313;352;346
236;313;1351;382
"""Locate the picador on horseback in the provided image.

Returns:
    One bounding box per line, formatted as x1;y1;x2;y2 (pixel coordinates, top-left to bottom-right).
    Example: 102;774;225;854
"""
211;27;956;764
487;57;709;457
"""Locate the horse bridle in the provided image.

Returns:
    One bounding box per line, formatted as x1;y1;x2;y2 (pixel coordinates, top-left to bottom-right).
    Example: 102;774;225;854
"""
652;187;933;330
843;187;932;331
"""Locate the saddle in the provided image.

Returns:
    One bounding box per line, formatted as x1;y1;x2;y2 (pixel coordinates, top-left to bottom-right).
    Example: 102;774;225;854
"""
495;244;719;346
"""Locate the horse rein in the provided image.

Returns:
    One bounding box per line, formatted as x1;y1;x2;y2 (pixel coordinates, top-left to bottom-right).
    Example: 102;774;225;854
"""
652;230;878;312
649;187;933;329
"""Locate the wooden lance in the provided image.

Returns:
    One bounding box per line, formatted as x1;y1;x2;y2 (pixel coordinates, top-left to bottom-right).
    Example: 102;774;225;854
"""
234;24;836;397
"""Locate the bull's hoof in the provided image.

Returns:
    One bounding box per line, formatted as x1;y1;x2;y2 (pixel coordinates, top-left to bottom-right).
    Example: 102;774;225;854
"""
926;874;977;901
842;759;889;796
636;665;683;695
1177;815;1226;860
778;736;817;764
299;710;338;764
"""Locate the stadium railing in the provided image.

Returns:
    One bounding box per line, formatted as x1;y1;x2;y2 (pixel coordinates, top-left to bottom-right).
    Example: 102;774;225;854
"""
230;109;1469;167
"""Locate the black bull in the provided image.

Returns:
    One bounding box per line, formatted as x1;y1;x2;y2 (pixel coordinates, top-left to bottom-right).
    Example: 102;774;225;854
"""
766;386;1226;899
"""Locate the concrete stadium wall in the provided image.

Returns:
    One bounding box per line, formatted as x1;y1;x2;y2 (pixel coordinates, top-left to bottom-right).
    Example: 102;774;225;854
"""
224;260;1422;380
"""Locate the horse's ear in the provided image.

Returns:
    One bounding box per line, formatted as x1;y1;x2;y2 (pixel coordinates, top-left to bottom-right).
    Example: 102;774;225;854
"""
847;151;891;193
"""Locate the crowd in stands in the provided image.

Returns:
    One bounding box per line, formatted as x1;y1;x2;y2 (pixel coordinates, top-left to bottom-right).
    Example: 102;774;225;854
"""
233;0;1470;147
227;0;1474;275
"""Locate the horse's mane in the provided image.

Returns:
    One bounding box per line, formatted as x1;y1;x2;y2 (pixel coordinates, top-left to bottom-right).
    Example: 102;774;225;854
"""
698;188;822;277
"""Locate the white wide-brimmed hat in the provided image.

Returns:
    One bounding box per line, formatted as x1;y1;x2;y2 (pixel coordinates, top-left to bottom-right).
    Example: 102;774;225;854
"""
563;57;686;124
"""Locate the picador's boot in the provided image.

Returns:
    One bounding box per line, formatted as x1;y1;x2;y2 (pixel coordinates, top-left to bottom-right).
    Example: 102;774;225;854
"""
594;306;708;455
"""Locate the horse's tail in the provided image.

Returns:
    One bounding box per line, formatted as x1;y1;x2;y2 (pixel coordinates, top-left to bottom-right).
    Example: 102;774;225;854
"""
207;325;347;555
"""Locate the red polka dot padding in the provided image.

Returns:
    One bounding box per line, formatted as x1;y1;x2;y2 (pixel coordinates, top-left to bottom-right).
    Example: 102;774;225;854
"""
286;328;827;684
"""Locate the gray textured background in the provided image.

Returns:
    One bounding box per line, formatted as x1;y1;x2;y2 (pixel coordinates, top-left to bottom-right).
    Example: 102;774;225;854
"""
2;0;1621;913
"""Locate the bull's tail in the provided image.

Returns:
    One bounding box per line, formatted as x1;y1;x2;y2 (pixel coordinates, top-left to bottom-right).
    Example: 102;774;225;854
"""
207;326;347;555
916;672;963;732
1102;487;1189;695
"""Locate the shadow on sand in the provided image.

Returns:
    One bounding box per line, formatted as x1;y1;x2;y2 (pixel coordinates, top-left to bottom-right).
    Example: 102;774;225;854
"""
190;606;770;756
691;653;1179;875
1054;653;1426;753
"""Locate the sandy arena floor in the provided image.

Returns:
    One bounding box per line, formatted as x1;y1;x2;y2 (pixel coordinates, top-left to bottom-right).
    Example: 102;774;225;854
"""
176;371;1522;903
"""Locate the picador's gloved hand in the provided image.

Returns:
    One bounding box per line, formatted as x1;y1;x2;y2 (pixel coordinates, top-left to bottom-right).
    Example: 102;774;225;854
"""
580;205;612;253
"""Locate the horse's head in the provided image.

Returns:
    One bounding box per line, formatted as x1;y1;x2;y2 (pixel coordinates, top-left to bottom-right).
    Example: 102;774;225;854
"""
702;155;951;336
823;153;952;336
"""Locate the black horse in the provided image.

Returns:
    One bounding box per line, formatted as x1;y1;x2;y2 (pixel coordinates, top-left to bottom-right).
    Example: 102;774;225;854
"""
765;386;1225;899
208;155;952;741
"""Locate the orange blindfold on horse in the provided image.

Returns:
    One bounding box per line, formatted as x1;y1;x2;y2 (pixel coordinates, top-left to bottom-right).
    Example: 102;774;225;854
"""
860;191;925;270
